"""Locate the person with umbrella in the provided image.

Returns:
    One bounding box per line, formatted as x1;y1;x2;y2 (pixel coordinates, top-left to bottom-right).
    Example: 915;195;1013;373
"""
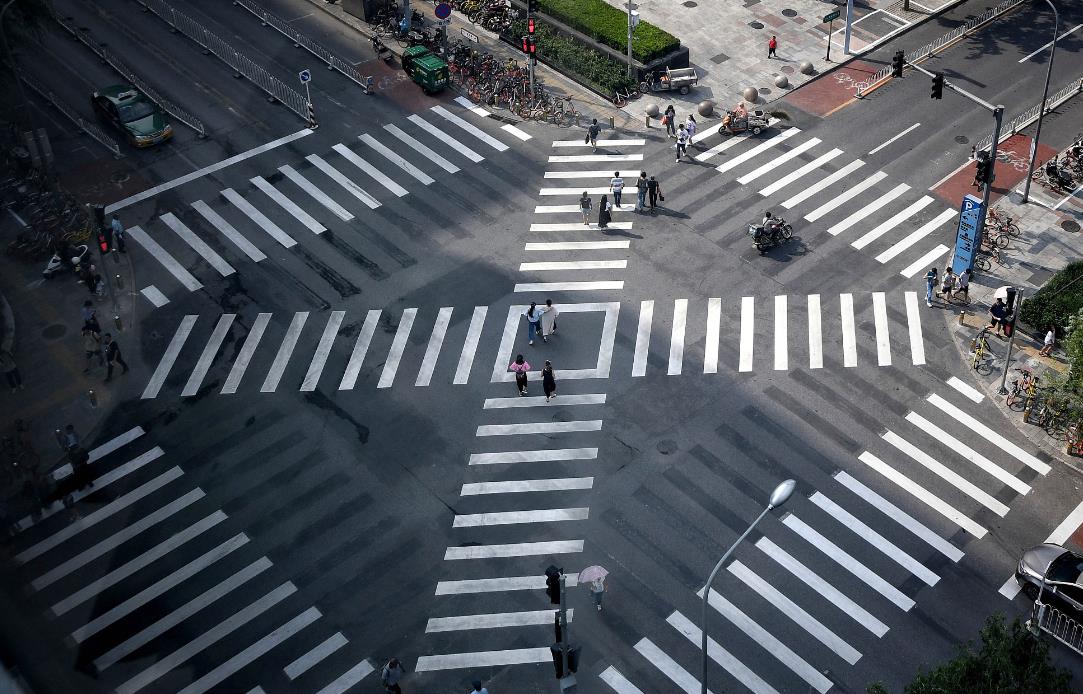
580;565;608;611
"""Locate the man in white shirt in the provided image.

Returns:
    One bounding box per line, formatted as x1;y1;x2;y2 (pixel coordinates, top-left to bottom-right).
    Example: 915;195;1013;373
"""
609;172;624;207
675;125;689;162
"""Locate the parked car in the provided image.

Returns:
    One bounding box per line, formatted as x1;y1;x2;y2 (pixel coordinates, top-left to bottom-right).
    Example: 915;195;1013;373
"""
1016;543;1083;613
91;85;173;148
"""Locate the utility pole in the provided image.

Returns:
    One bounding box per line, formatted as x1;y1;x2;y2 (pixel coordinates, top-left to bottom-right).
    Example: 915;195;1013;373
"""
1022;0;1059;204
626;0;636;79
843;0;854;55
999;290;1023;394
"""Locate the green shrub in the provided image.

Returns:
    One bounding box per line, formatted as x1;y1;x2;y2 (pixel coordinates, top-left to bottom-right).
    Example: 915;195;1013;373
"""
538;0;680;63
509;20;637;96
1019;261;1083;335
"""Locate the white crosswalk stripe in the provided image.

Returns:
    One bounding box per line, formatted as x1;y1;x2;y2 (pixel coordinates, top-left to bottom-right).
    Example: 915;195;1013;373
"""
883;430;1009;515
278;164;355;221
873;292;891;366
826;182;909;236
436;574;580;595
160;213;236;276
332;143;409;197
306;154;381;209
261;312;309;393
314;660;377;694
359;133;435;184
905;412;1030;494
409;114;484;162
377;308;417;389
716;128;800;174
143;315;198;399
432;105;509;151
251;176;327;233
191;200;268;261
222;312;272;394
384;123;460;173
339;309;381;391
284;632;349;680
666;612;777;694
127;226;203;291
600;666;647;694
759;148;842;196
416;307;453;387
426;609;574;632
805;171;888;221
302;310;346;391
737;137;820;184
549;153;643;163
415;648;551;672
808;293;823;369
900;244;951;278
221;188;297;247
852;195;934;249
182;313;236;396
875;209;956;263
782;160;865;208
461;477;594;495
544;169;620;178
926;393;1050;474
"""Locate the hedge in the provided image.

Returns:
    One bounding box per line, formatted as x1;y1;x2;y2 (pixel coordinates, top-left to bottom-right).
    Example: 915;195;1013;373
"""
510;19;637;96
538;0;680;64
1019;261;1083;335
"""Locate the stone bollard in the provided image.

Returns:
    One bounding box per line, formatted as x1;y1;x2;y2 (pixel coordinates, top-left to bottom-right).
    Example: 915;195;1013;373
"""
742;86;759;103
799;61;815;75
645;103;659;127
88;389;98;409
697;100;714;117
774;75;789;89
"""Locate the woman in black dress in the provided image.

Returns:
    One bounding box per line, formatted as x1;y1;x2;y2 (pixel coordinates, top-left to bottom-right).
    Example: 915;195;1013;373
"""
542;360;556;402
597;194;611;230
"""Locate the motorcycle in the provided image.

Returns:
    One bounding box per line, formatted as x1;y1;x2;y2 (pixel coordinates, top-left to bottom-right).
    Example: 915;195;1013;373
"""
42;243;88;278
372;34;393;63
1045;157;1075;191
747;219;792;253
411;8;425;30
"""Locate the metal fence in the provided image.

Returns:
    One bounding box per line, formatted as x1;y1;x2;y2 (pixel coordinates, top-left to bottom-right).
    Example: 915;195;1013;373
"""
974;77;1083;153
136;0;313;124
856;0;1026;97
44;0;207;137
233;0;373;94
17;69;121;158
1030;600;1083;656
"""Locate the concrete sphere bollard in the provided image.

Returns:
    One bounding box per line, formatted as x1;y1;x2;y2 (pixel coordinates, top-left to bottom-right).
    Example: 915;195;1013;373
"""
645;103;660;117
774;74;789;89
742;86;759;103
697;99;714;117
799;60;815;75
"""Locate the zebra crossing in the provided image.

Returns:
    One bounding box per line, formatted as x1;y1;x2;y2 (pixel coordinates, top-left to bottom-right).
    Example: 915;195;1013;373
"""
686;124;959;277
7;427;376;692
599;376;1052;693
124;103;529;308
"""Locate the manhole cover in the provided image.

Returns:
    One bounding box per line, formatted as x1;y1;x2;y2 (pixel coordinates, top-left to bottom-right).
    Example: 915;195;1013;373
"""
683;0;698;6
781;65;794;74
954;135;969;144
1063;220;1081;233
749;20;764;29
710;52;730;64
42;323;67;340
110;171;130;184
782;8;798;16
657;439;678;455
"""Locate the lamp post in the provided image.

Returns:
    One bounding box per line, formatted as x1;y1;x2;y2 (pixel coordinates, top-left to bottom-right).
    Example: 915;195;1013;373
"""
1022;0;1059;204
700;479;795;694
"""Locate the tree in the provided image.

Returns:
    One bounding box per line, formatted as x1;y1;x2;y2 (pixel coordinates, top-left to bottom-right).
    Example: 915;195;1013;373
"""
867;615;1073;694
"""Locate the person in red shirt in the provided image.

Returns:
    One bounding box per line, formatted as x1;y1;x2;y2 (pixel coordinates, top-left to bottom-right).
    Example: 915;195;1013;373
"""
768;35;778;58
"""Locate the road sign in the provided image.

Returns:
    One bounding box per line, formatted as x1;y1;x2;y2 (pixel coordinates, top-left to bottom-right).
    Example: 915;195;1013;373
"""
461;27;479;43
434;2;451;19
823;9;841;22
952;194;983;276
298;69;312;84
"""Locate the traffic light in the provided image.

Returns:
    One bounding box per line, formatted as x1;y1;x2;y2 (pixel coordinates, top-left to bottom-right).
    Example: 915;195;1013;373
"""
528;17;535;34
521;35;529;53
550;644;582;678
1004;287;1018;337
931;72;944;99
528;36;536;56
891;50;904;78
975;151;992;185
545;565;561;605
529;0;539;13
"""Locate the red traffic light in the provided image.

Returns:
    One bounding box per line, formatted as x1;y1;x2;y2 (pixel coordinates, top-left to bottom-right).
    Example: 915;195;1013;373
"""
521;35;529;53
528;36;536;54
528;17;535;33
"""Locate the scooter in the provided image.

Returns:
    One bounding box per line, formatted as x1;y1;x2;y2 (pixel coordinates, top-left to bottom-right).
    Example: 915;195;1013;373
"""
372;34;393;63
747;219;792;253
1045;157;1075;191
42;243;88;278
411;8;425;30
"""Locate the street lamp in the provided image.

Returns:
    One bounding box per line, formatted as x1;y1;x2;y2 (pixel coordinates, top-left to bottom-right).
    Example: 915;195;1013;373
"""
1022;0;1059;204
700;478;796;694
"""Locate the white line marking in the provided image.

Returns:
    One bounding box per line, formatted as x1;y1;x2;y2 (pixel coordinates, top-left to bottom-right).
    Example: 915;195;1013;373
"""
182;313;236;396
784;514;915;610
868;123;921;155
378;307;417;388
1001;499;1083;599
454;95;490;117
808;294;823;369
525;240;630;250
632;300;653;377
221;188;297;247
105;128;313;214
278;164;354;221
251;176;327;233
549;154;643;163
854;195;935;249
416;307;453;387
284;632;348;680
461;477;594;495
600;666;646;694
884;430;1009;515
859;450;987;537
740;296;754;372
906;412;1029;494
415;648;551;672
513;281;623;292
140;285;169;307
160;213;236;275
384;123;459;173
927;393;1051;474
191;200;267;260
665;613;777;694
693;137;743;162
947;376;984;402
333;143;408;197
1020;25;1082;62
436;574;580;594
757;537;889;636
126;226;203;291
705;297;721;374
534;204;591;213
841;293;857;367
314;660;377;694
781;159;865;208
529;221;633;232
427;608;575;632
468;448;598;465
301;310;345;391
553;138;645;147
502;123;532;140
872;292;891;366
339;309;381;390
261;312;309;393
454;306;487;385
539;186;612;195
904;291;925;365
544;169;620;179
828;182;910;236
716;128;800;174
360;133;434;184
86;426;145;465
635;636;717;693
476;421;603;436
519;260;628;271
432;105;508;150
805;171;889;221
737;137;820;184
759;148;842;196
774;295;787;371
668;299;687;375
444;540;583;560
142;315;198;399
306;154;381;209
875;208;956;263
408;113;483;162
453;507;589;527
483;393;606;409
221;312;272;394
900;244;951;278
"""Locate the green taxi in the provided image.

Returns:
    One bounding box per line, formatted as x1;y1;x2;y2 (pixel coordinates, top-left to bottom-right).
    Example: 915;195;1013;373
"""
91;85;173;148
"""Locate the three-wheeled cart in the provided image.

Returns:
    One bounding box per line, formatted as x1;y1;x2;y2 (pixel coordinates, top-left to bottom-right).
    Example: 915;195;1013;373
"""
640;67;699;95
402;45;449;95
722;108;770;135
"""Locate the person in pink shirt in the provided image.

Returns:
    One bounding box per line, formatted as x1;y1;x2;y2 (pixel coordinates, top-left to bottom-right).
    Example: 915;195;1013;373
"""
510;354;531;395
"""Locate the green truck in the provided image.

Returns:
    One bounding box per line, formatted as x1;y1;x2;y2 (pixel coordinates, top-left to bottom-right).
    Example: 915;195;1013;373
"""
402;45;449;95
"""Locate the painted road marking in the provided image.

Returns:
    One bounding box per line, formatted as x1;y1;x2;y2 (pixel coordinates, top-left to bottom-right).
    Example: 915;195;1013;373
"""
432;105;508;150
665;614;770;694
548;154;643;163
454;306;487;385
525;240;630;250
1020;24;1083;62
408;114;483;162
926;393;1050;474
251;176;327;233
385;123;460;173
900;244;951;278
781;159;865;208
529;221;632;232
427;609;575;632
191;200;268;260
876;209;955;263
453;507;589;527
468;448;598;465
774;295;787;371
853;195;935;249
141;285;169;307
632;300;653;377
476;421;603;437
339;309;381;391
436;574;580;595
301;311;346;391
737;137;820;185
868;123;921;155
143;315;199;399
221;188;297;247
740;296;754;372
600;666;645;694
260;312;310;393
501;124;532;141
284;632;348;680
126;226;203;291
306;154;381;209
333;143;408;197
693;137;743;162
947;376;984;403
313;659;377;694
513;281;623;292
483;394;606;409
416;307;453;387
221;313;272;394
360;133;435;184
716;128;800;174
904;291;926;365
544;169;621;178
827;182;910;236
999;499;1083;599
873;292;891;366
840;293;857;367
519;260;627;271
461;478;594;495
906;412;1029;494
669;299;687;375
805;171;888;221
160;213;236;275
377;308;418;389
415;648;550;672
278;165;355;221
553;138;645;147
808;294;823;369
759;148;842;196
705;297;721;374
182;313;236;397
539;186;612;195
444;540;584;560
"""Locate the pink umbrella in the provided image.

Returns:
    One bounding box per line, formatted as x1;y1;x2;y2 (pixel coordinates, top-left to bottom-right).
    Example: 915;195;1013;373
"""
579;565;608;584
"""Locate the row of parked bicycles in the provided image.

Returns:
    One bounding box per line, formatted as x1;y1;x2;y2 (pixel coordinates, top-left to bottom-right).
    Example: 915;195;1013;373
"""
448;44;581;124
1003;367;1082;442
1032;137;1083;193
2;150;92;262
972;209;1019;272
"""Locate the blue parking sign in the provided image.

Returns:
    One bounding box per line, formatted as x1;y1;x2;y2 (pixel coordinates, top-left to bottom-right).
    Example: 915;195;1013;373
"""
951;194;983;276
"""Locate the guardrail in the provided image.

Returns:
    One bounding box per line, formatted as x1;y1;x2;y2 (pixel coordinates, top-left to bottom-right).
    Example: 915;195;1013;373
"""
974;77;1083;154
44;0;207;138
855;0;1026;97
233;0;373;94
16;69;122;158
1030;600;1083;656
136;0;314;125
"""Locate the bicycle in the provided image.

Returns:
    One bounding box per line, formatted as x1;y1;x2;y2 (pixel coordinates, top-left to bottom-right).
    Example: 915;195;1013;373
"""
612;86;639;107
1006;368;1038;410
970;328;992;374
974;245;1003;273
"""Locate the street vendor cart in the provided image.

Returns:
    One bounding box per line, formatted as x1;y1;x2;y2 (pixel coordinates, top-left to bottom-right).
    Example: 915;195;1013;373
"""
640;67;699;95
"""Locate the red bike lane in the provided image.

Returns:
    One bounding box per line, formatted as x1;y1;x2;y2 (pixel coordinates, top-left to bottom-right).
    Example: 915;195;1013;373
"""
781;60;880;117
931;134;1058;207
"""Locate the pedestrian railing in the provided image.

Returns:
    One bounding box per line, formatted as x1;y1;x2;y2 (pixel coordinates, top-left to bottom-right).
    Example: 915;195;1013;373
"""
17;69;122;158
1030;599;1083;656
855;0;1026;97
136;0;314;125
233;0;373;94
974;77;1083;154
44;0;208;138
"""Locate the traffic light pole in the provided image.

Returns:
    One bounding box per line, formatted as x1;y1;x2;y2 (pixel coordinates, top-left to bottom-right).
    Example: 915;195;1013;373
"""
999;290;1023;394
1022;0;1059;204
626;0;634;78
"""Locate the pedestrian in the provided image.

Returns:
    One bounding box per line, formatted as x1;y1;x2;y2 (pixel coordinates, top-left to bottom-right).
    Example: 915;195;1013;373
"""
102;333;129;382
938;266;955;300
579;191;592;225
768;35;778;58
590;574;606;611
610;171;624;207
510;354;530;396
0;349;22;393
470;681;489;694
63;424;79;451
541;299;558;340
989;297;1008;335
675;125;689;162
597;194;612;230
69;444;93;491
542;360;556;402
525;302;542;345
924;267;938;307
685;114;697;145
953;268;970;302
635;171;648;212
647;175;663;213
1040;325;1056;356
380;657;405;694
663;105;677;137
82;328;103;372
110;214;126;253
587;118;601;151
81;300;100;334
